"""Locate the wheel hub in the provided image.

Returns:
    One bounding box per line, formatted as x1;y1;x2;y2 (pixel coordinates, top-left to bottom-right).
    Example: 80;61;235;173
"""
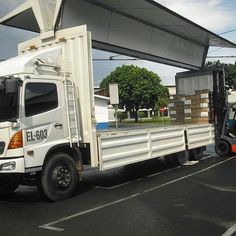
52;166;72;188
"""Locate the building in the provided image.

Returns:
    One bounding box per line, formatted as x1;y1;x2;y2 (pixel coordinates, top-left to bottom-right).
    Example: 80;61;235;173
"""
94;95;110;129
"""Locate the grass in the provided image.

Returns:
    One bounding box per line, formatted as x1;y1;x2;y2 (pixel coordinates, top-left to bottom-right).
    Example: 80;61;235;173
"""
119;116;171;124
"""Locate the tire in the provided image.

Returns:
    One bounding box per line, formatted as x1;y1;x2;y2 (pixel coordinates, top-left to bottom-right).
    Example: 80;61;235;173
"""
0;177;19;195
39;152;78;202
215;140;230;156
165;151;189;165
165;154;178;166
176;151;189;165
190;147;204;161
36;172;47;199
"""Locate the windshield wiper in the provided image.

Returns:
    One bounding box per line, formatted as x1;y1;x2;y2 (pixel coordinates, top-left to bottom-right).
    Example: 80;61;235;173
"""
0;118;17;123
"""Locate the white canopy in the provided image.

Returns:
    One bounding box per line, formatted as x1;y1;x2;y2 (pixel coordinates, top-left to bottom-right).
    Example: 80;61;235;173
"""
0;0;235;70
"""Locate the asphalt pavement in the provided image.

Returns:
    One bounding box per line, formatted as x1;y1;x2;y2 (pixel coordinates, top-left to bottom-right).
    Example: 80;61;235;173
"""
1;147;236;236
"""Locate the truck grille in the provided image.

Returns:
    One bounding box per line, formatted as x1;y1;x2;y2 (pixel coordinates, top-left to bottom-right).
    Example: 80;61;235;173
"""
0;142;5;155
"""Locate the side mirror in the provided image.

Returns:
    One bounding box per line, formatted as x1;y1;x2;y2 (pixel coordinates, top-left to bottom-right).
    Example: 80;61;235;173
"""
5;78;19;95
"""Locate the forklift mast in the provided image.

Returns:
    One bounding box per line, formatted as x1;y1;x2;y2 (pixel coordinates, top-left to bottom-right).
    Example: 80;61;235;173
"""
212;70;228;143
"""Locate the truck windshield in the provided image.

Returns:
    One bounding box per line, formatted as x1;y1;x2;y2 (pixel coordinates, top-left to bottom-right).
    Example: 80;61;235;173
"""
0;78;19;122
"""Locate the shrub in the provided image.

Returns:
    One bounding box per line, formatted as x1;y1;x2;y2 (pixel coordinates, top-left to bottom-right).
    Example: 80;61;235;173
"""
115;111;128;122
138;111;145;122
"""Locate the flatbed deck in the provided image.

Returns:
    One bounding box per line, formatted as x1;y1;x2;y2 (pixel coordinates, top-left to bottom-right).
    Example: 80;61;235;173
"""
96;122;212;133
96;123;215;170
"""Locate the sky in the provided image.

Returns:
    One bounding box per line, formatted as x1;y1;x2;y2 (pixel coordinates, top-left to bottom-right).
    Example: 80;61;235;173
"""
1;0;236;86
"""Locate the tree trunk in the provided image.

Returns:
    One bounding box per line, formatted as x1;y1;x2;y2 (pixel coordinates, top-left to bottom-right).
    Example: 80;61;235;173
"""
134;110;138;123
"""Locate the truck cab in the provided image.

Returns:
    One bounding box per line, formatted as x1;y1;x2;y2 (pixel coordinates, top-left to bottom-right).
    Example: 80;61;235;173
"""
0;45;85;201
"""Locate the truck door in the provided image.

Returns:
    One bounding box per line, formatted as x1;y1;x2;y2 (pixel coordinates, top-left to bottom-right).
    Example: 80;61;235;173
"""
21;78;67;170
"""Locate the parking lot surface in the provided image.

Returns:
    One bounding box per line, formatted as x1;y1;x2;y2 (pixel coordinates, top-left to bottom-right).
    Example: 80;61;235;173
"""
1;149;236;236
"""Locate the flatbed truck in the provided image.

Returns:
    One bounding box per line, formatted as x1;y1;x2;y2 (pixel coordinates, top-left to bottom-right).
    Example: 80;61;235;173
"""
0;25;216;201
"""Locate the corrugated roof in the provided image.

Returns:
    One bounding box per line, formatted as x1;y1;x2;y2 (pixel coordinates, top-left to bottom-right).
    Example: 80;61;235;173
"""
0;0;235;70
89;0;235;48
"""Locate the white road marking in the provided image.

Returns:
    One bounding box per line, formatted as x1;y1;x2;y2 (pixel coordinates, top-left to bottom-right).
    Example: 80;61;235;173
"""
193;181;236;193
201;153;217;160
143;156;235;194
94;153;215;190
145;166;182;178
222;222;236;236
94;180;135;190
39;193;140;232
39;156;235;232
95;166;181;190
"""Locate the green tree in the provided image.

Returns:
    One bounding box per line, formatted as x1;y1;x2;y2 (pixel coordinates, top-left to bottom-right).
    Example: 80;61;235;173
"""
138;111;145;122
100;65;169;122
205;60;236;88
155;97;169;112
115;111;128;122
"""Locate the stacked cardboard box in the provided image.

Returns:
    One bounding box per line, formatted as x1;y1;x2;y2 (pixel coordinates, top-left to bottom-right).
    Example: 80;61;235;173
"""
168;95;185;124
184;90;210;124
168;90;210;125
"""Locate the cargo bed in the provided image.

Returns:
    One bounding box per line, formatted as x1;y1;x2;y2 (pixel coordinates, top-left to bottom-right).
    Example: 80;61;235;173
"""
97;124;214;170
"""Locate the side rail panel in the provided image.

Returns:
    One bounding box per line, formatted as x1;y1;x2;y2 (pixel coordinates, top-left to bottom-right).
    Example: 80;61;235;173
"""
150;127;186;158
97;127;185;171
186;124;215;150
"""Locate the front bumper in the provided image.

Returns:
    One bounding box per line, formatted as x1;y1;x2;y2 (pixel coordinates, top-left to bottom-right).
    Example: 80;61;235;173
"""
0;157;25;173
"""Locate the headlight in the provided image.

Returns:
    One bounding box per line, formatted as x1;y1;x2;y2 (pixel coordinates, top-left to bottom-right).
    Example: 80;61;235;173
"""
0;161;16;171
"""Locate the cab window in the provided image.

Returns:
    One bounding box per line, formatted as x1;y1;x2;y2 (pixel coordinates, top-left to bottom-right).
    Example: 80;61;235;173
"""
25;83;58;117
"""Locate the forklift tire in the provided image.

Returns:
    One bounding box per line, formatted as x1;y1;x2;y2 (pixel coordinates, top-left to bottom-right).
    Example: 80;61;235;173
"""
39;152;78;202
215;140;230;157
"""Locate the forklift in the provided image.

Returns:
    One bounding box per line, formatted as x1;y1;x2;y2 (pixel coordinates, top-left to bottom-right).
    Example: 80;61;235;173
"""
213;70;236;156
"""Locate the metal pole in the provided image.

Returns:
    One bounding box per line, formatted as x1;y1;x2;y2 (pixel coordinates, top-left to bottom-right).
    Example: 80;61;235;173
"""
115;105;118;129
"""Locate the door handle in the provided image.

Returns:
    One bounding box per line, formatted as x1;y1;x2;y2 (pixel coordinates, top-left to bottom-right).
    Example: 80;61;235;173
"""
54;123;63;129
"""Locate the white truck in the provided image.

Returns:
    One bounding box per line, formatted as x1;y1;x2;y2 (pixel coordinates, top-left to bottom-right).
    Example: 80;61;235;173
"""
0;25;215;201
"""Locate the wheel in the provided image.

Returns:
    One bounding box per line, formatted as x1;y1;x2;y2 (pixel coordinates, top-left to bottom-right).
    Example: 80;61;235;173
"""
38;152;78;201
165;154;178;166
176;151;189;165
190;147;204;161
0;177;19;195
165;151;189;165
215;140;230;156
